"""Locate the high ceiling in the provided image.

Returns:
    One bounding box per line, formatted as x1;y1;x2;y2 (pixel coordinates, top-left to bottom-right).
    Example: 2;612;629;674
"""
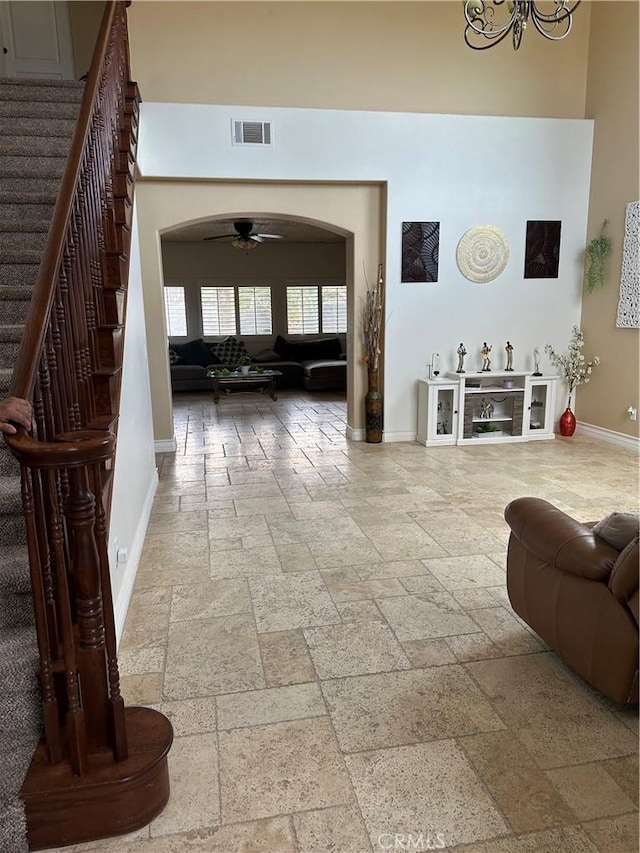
161;218;344;244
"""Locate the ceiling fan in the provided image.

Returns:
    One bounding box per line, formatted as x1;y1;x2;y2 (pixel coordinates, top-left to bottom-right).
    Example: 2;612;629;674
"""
203;220;284;250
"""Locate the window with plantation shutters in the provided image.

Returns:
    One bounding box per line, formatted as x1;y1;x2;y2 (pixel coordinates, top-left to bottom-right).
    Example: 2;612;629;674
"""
200;287;237;336
163;286;187;337
321;285;347;333
238;286;272;335
286;286;319;334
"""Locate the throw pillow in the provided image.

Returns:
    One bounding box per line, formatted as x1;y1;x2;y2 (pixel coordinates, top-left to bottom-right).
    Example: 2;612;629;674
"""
273;335;291;360
593;511;640;551
252;348;281;363
174;338;216;368
205;343;224;365
168;347;183;366
212;336;251;366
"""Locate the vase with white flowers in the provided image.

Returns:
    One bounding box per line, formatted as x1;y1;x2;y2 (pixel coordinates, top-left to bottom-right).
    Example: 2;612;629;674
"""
545;326;600;436
362;264;384;442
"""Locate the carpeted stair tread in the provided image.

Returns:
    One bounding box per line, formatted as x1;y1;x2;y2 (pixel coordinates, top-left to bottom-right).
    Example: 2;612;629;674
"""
0;442;20;476
0;176;62;195
0;78;84;103
0;288;34;325
0;263;40;288
0;475;23;512
0;325;25;340
0;544;30;593
1;738;38;805
0;190;57;206
0;98;81;120
0;592;33;630
0;136;73;157
0;625;38;696
0;799;28;853
0;116;77;138
0;367;12;394
0;326;23;363
0;229;49;253
0;284;34;300
0;155;67;178
0;249;41;265
0;687;42;741
0;221;50;233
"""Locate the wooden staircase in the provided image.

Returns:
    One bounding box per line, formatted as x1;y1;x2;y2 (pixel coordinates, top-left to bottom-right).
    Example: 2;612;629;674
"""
2;3;172;849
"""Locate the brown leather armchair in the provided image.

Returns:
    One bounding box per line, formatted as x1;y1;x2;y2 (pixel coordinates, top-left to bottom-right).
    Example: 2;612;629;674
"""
504;497;639;704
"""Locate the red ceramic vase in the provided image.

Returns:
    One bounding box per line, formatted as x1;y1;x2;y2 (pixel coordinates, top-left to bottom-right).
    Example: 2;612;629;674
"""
559;407;576;437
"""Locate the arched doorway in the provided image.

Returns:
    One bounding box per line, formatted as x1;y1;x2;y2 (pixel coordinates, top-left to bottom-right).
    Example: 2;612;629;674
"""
160;213;349;428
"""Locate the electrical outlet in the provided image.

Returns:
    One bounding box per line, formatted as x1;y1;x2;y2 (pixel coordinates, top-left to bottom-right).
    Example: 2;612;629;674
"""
628;406;637;421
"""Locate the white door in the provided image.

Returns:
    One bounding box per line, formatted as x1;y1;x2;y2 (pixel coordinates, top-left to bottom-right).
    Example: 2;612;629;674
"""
0;1;74;79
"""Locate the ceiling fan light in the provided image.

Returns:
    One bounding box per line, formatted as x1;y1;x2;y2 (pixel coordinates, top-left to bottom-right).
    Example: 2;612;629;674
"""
231;237;257;250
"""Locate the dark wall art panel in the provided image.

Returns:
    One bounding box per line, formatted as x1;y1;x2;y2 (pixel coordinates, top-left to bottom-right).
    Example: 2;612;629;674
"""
402;221;440;282
524;220;562;278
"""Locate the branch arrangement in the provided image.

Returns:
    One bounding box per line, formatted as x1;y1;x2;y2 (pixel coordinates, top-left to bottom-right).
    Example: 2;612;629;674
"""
362;264;384;372
545;326;600;405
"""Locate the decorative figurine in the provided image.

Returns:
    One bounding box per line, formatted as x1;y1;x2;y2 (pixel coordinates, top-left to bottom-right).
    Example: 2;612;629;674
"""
480;398;494;419
505;341;514;371
430;352;441;378
480;342;492;372
456;343;467;373
533;347;542;376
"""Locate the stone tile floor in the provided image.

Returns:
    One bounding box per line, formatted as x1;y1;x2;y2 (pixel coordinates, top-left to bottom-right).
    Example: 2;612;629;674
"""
64;391;639;852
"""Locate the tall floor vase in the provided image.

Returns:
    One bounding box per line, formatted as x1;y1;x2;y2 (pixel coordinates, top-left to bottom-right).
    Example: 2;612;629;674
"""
365;370;383;443
559;405;576;436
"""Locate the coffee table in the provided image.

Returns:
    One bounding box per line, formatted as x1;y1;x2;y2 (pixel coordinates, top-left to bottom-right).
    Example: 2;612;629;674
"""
209;370;282;403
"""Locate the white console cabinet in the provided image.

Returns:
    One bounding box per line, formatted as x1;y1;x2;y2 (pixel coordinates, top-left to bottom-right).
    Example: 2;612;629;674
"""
417;371;558;446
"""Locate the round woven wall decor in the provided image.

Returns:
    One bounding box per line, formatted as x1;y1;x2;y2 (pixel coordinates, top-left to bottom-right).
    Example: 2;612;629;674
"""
456;225;510;283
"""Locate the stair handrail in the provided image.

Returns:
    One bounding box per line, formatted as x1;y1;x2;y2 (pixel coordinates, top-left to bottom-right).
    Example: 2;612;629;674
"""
7;0;120;408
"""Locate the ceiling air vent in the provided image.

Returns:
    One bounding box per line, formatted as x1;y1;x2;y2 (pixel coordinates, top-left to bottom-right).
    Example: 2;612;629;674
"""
232;119;273;147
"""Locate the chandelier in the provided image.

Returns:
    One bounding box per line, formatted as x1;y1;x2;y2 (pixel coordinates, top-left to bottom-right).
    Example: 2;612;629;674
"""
463;0;581;51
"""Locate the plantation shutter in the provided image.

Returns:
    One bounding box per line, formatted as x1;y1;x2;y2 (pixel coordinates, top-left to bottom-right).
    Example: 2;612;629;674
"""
286;286;319;334
163;286;187;337
201;287;237;336
239;286;273;335
321;285;347;333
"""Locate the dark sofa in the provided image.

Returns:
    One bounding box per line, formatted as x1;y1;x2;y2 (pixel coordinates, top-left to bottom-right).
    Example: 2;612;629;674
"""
169;335;347;393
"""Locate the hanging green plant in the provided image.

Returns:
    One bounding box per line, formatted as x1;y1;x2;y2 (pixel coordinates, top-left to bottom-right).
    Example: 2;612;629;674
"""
585;231;612;293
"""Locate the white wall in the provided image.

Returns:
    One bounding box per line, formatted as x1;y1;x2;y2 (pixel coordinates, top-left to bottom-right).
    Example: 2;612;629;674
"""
137;103;594;440
109;201;158;643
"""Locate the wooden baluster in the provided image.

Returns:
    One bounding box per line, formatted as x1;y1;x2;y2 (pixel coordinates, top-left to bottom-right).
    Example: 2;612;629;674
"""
57;260;81;431
46;469;87;775
67;466;110;748
92;463;127;760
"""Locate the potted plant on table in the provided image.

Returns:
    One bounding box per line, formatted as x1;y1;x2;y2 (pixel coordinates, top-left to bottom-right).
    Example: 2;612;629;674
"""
237;355;253;376
545;326;600;437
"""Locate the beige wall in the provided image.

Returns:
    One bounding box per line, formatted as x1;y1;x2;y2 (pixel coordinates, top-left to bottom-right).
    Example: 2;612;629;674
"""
136;181;382;441
68;1;105;79
580;1;639;437
127;1;591;118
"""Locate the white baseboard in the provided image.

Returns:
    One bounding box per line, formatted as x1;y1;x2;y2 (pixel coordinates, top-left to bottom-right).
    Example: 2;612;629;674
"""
576;421;640;452
384;431;417;443
154;436;177;453
346;426;365;441
114;469;159;646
